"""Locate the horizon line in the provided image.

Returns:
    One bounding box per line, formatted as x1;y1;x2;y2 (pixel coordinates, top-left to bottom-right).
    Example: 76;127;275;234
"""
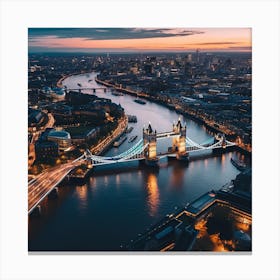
28;50;252;54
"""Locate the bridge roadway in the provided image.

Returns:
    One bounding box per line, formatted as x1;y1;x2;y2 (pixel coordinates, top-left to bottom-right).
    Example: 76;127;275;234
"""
156;131;179;138
66;87;106;91
28;159;83;214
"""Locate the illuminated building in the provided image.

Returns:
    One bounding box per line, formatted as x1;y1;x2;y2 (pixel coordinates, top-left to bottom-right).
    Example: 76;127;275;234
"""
143;123;158;166
172;119;189;161
35;140;59;161
47;129;71;150
51;87;66;101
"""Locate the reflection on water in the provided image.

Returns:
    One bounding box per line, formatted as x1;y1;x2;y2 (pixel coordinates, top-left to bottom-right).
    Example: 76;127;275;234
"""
89;176;96;188
28;72;248;251
204;159;208;167
76;185;88;211
170;162;185;190
145;172;159;217
104;175;108;186
76;184;87;200
115;174;120;186
221;154;226;169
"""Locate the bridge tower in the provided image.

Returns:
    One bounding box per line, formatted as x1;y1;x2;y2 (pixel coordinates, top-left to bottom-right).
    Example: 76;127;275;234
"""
215;133;227;148
172;118;189;161
84;149;93;168
213;133;227;154
143;123;159;166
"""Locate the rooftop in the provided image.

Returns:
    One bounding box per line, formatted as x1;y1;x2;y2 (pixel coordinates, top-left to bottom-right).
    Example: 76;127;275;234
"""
48;130;70;139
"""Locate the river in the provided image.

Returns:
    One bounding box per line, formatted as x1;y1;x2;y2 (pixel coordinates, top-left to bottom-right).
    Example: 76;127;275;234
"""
28;72;244;251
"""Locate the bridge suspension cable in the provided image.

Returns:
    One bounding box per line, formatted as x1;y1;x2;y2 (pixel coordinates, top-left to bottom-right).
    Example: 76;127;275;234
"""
88;136;234;165
200;137;215;146
186;137;228;151
89;142;148;165
87;139;144;161
111;139;144;159
118;143;148;161
186;137;205;149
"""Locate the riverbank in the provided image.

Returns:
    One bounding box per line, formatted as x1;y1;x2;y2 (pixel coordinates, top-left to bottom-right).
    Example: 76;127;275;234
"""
95;77;251;155
128;179;252;251
30;72;244;251
57;70;98;88
69;116;128;182
56;75;70;87
91;116;128;155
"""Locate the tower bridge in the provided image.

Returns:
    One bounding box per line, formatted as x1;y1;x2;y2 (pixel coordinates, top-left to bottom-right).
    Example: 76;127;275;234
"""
28;119;236;214
85;119;235;167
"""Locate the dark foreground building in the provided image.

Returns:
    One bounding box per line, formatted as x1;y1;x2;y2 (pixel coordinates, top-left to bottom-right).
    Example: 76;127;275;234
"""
128;169;252;252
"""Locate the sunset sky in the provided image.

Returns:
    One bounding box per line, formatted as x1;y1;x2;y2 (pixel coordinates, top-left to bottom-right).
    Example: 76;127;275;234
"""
28;28;251;53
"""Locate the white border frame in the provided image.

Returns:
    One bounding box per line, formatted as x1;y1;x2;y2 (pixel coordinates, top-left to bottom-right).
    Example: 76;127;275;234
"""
1;0;280;279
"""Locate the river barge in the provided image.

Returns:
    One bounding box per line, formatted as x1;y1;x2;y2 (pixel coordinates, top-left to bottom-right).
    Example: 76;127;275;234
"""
113;135;127;147
126;127;134;133
134;99;146;105
128;135;137;143
230;157;246;171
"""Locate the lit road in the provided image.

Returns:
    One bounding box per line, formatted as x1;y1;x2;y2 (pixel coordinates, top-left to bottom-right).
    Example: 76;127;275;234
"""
28;158;83;214
91;116;128;155
28;113;55;170
28;116;127;214
45;113;55;129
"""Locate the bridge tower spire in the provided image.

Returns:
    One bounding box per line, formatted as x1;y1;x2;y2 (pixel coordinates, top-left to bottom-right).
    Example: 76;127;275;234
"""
172;118;189;161
215;133;227;148
143;122;159;166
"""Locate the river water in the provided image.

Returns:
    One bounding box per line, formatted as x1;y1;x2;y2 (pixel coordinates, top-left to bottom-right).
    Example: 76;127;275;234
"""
28;72;243;251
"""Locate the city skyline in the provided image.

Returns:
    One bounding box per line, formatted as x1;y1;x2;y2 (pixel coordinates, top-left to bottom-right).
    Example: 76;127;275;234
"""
28;48;252;251
28;28;251;53
28;27;252;252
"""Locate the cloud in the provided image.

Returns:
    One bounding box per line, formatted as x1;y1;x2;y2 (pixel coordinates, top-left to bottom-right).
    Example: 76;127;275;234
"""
28;28;204;41
189;42;239;46
227;46;252;50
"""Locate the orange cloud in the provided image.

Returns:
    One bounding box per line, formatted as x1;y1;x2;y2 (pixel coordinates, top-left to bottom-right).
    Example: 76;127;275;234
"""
29;28;252;52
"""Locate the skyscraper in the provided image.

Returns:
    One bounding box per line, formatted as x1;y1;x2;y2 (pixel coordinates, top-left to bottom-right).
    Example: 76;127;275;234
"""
196;49;200;64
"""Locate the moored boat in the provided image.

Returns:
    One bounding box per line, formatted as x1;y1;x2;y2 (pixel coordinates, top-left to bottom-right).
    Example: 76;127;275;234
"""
128;135;138;143
126;127;134;133
134;99;146;105
230;157;246;171
113;135;127;147
112;91;124;96
127;115;137;123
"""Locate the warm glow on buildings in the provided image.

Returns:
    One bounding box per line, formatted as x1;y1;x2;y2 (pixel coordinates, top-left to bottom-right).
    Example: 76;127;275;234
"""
178;137;186;154
209;233;229;252
148;142;157;159
195;218;208;238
